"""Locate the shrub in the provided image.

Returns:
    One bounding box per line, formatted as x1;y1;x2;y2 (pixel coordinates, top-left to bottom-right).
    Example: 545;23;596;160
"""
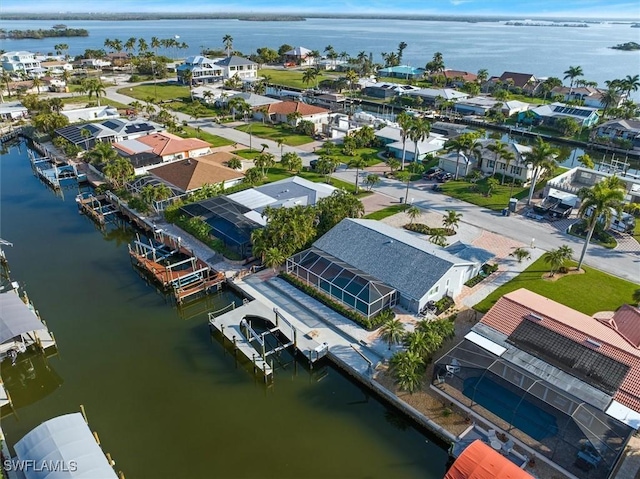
403;223;454;236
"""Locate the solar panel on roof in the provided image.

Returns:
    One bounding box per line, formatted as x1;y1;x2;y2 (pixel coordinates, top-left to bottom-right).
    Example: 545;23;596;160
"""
102;120;121;130
508;320;629;395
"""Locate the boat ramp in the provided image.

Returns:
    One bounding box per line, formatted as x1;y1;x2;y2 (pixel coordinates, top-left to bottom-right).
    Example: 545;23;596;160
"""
128;231;225;304
208;299;328;382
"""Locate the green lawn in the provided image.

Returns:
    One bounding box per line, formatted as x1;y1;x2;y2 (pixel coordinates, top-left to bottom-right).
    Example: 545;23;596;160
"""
117;83;190;102
259;68;335;89
474;257;639;315
61;96;130;110
176;126;234;147
320;146;384;167
364;204;407;220
235;123;314;146
234;149;262;160
438;167;568;211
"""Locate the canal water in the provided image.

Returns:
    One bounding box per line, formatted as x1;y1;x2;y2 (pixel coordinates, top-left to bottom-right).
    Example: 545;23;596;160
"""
0;141;449;478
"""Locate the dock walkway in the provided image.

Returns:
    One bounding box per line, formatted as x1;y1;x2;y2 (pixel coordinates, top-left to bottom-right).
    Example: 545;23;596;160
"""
209;299;328;380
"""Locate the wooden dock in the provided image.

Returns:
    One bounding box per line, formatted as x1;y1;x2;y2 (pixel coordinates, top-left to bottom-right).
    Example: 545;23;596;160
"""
76;192;119;227
29;151;87;190
208;300;328;381
129;233;225;304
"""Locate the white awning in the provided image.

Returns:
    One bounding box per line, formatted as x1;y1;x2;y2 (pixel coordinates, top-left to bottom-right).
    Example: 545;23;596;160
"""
606;400;640;429
465;331;507;357
14;413;117;478
0;290;46;345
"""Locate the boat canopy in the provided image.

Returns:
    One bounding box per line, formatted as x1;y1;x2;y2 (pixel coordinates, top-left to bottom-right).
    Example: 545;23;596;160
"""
0;291;44;344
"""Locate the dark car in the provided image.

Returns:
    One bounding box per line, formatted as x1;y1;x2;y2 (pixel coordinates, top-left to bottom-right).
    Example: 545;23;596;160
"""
436;172;453;183
422;167;443;180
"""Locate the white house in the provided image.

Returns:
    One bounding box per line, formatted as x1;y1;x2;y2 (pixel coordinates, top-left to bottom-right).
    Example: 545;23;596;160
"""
1;51;44;76
177;55;258;85
287;218;480;317
476;139;534;184
551;86;627;109
454;96;531;117
0;101;28;120
216;56;258;81
61;106;120;124
283;46;314;66
375;125;446;162
403;87;469;106
79;58;111;69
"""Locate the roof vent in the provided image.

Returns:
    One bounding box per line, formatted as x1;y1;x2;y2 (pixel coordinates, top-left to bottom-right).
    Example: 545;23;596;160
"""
527;312;544;322
585;338;601;349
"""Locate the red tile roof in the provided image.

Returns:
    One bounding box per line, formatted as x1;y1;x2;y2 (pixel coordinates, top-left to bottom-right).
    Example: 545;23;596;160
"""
480;289;640;412
266;101;329;117
136;133;211;157
442;70;478;82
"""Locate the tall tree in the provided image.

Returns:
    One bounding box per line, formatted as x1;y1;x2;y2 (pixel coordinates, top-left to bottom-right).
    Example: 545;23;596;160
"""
379;317;405;350
563;65;584;95
523;138;559;205
348;157;367;193
576;177;625;270
397;42;408;64
409;118;430;165
406;205;421;224
442;210;462;232
222;34;234;57
396;111;413;171
487;140;510;178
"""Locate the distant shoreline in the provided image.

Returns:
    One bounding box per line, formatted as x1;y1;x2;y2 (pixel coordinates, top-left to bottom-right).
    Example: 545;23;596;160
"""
1;13;636;23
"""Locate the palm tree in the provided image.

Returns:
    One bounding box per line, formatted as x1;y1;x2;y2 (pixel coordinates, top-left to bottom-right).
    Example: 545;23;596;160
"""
621;74;640;98
364;174;380;191
487;140;509;178
576;178;625;270
316;156;338;183
563;66;584;95
501;151;515;186
302;67;319;88
397;41;408;64
523;138;559;205
396;112;413;171
243;167;263;186
86;141;117;165
403;330;435;358
276;138;284;158
396;170;412;205
510;247;531;263
346;157;366;193
442;210;462;232
632;289;640;306
137;38;148;54
83;78;106;106
390;350;424;393
1;69;12;99
345;69;359;94
406;205;421;224
379;317;405;350
31;76;42;95
254;152;275;177
409;118;430;165
263;247;286;272
222;34;233;57
544;248;566;277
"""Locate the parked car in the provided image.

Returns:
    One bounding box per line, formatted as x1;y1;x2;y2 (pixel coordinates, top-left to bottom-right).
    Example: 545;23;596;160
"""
436;172;453;183
423;167;443;180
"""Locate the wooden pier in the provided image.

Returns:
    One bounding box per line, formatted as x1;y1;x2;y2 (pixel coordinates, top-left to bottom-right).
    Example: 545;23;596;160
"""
208;300;328;382
129;233;225;304
76;192;119;227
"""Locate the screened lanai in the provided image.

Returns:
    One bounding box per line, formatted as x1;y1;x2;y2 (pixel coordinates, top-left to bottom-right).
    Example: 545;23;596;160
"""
433;338;634;479
287;248;398;319
180;196;262;258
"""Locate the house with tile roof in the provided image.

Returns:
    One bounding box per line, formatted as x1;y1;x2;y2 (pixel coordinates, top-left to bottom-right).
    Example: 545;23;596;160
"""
436;69;478;88
253;101;331;133
147;151;244;193
113;132;211;165
433;289;640;479
287;219;480;318
487;71;540;94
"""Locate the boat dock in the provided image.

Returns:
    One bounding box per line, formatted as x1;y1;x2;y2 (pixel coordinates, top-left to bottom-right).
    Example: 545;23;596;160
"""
29;151;87;189
76;192;119;227
0;285;57;362
129;232;225;303
208;299;328;382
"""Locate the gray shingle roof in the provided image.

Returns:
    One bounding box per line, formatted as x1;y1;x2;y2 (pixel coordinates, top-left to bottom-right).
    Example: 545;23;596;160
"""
215;56;257;67
313;219;473;301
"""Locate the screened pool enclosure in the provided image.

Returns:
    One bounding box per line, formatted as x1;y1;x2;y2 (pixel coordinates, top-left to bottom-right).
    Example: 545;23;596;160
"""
433;338;634;479
286;248;398;319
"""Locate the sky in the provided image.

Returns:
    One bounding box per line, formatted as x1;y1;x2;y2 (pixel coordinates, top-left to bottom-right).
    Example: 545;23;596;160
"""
3;0;640;19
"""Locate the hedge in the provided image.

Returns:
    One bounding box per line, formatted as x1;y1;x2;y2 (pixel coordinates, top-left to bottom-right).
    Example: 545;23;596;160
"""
403;223;455;236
